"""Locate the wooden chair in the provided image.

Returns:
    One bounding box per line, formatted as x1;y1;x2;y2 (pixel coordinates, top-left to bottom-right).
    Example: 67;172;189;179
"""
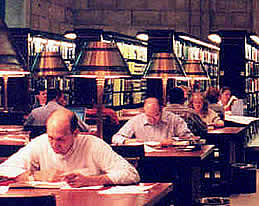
111;144;144;168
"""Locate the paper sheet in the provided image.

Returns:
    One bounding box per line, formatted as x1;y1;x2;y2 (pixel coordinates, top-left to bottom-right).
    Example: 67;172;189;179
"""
225;115;259;125
0;167;25;178
0;186;9;194
28;181;69;188
144;145;164;153
61;185;103;190
98;185;156;194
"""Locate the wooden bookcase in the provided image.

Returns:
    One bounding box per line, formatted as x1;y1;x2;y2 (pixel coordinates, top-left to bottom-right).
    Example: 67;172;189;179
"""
218;30;259;117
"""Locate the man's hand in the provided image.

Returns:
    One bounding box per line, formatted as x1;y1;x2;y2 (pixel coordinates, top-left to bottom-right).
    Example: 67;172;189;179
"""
160;139;175;147
32;170;64;182
62;172;112;188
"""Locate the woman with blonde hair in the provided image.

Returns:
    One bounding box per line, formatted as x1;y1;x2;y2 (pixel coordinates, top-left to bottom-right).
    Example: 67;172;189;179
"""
189;92;224;128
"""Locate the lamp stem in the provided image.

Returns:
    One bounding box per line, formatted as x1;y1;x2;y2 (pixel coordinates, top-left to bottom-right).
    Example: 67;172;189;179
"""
162;77;168;106
96;76;105;139
3;75;8;112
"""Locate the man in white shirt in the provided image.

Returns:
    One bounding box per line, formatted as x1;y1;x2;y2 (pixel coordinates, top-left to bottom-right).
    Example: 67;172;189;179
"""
0;108;140;187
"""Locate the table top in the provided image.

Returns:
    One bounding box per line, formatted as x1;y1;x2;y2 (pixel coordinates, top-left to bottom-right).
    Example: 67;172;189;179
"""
145;145;215;161
1;183;173;206
207;126;246;135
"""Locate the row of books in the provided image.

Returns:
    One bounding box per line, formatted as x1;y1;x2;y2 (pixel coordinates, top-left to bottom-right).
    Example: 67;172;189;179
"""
245;78;259;93
245;62;259;77
174;41;218;65
246;43;259;62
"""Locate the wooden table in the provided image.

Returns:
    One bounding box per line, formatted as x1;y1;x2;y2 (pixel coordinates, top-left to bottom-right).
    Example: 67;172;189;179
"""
206;127;247;163
0;183;173;206
0;138;27;163
139;145;215;206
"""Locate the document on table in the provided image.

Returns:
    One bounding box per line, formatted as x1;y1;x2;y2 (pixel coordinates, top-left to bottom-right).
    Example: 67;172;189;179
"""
0;167;25;178
98;184;157;194
10;181;103;190
225;115;259;125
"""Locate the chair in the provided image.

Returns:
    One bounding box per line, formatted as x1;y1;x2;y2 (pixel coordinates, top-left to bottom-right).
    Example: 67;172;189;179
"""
24;125;46;139
85;109;120;144
111;144;144;168
0;195;56;206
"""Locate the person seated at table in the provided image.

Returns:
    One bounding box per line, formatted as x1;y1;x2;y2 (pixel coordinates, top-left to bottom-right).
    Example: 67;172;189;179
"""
84;98;120;144
112;96;194;145
178;85;191;106
0;108;140;187
24;88;89;135
218;86;238;114
85;100;119;125
204;87;225;120
31;86;47;109
164;87;207;137
189;92;224;128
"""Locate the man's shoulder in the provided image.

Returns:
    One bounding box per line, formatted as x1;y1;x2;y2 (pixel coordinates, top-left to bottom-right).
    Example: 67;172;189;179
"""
28;134;49;147
77;134;109;148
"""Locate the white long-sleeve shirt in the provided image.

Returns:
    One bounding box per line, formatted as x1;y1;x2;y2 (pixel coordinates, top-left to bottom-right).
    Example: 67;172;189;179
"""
0;134;140;185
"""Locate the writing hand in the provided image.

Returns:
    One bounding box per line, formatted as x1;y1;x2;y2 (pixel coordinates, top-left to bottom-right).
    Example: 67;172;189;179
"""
62;172;112;188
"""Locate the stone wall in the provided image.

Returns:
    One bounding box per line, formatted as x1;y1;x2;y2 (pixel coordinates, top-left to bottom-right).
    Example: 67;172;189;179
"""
6;0;74;34
5;0;259;40
73;0;257;40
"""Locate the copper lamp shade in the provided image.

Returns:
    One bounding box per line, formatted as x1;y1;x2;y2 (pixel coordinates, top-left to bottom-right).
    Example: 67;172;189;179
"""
73;41;130;78
32;51;69;76
0;19;28;76
72;40;130;139
144;52;186;105
183;60;209;80
144;52;186;79
0;19;29;111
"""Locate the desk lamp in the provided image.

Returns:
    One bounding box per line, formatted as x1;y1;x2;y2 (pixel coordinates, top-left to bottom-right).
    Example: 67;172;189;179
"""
144;52;186;105
0;19;29;112
182;60;210;90
71;41;130;139
31;51;70;89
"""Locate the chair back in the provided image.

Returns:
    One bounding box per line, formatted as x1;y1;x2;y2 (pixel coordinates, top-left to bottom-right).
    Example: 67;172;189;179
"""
24;125;46;139
111;144;145;168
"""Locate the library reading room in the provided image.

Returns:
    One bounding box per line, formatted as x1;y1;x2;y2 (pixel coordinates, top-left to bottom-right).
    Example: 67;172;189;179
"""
0;1;258;206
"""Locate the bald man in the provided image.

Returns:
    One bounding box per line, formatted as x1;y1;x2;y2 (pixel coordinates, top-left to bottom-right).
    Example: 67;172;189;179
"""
112;97;193;145
0;108;140;187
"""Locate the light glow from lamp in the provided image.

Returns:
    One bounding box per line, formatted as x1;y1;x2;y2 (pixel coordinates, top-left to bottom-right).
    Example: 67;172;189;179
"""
136;33;149;41
208;33;222;44
64;31;77;40
250;34;259;45
179;35;220;51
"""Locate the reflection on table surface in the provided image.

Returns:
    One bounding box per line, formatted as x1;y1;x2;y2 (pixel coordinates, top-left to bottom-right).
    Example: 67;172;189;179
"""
1;182;173;206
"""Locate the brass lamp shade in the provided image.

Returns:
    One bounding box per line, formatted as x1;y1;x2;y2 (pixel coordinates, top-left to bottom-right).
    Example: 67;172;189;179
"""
72;40;130;140
73;41;130;78
144;52;186;79
183;60;209;80
32;51;69;76
0;19;28;76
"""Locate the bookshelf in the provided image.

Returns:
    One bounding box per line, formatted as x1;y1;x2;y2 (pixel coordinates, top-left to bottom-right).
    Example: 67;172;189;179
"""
99;31;148;109
8;28;76;106
145;30;220;100
173;32;220;91
219;30;259;117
